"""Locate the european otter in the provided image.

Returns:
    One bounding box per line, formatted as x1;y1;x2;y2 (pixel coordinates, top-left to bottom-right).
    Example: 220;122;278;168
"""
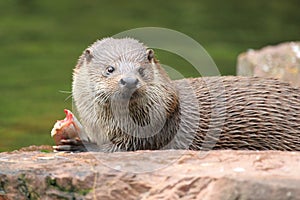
54;38;300;152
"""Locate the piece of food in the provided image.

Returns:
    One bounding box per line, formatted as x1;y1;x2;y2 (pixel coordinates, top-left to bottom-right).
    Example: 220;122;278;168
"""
51;109;83;145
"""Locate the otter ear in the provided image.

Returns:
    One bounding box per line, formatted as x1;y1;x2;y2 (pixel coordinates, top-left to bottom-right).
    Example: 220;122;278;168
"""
147;49;155;62
84;48;94;63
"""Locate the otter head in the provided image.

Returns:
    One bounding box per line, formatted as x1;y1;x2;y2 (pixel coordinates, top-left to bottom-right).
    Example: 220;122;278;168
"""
72;38;179;148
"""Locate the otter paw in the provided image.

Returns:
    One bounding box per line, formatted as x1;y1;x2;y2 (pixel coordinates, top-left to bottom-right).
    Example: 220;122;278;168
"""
53;138;87;152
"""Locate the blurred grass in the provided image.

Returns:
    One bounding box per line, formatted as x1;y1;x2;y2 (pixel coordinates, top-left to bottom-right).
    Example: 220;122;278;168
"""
0;0;299;151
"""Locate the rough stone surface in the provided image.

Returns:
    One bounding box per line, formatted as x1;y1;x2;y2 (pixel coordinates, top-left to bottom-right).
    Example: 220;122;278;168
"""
1;147;300;200
237;42;300;87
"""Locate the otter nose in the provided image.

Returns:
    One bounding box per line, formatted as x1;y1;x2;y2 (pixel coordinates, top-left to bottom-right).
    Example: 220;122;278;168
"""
119;77;139;89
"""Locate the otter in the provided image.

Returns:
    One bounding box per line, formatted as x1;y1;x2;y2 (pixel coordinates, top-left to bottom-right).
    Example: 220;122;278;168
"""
54;38;300;152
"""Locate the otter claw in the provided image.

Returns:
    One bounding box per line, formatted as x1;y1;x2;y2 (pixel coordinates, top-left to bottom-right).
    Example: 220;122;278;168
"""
53;145;86;152
53;138;87;152
53;145;73;152
59;138;82;145
53;145;85;152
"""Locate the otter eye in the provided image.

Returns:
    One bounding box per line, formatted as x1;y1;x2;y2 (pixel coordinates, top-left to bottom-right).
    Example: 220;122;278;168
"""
138;67;145;77
106;66;115;75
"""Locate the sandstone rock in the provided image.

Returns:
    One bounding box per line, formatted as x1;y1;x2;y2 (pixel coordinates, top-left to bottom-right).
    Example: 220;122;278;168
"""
237;42;300;87
1;149;300;200
15;145;53;152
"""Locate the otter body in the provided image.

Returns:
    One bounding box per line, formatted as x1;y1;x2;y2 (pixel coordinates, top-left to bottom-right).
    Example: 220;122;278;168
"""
180;76;300;151
69;38;300;152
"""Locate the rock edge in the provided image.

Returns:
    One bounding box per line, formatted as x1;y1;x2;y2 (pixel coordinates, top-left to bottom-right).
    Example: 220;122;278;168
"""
1;149;300;200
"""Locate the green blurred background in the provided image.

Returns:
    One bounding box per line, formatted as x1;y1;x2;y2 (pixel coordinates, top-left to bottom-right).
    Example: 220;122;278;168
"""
0;0;299;152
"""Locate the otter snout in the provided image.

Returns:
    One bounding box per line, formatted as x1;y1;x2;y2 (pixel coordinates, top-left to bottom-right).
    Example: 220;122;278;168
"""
119;76;139;89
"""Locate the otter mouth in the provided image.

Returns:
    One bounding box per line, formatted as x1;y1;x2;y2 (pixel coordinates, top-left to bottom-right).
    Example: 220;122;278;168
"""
114;89;144;104
95;88;145;108
109;83;144;100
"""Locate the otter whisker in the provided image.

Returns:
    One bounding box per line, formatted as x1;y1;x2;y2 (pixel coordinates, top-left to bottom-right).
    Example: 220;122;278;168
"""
64;94;73;102
58;90;73;102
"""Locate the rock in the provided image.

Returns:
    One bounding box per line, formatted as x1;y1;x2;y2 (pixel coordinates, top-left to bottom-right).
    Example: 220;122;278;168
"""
237;42;300;87
1;149;300;200
15;145;53;152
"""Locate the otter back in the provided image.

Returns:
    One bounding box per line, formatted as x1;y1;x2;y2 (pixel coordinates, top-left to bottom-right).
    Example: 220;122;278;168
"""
175;76;300;151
